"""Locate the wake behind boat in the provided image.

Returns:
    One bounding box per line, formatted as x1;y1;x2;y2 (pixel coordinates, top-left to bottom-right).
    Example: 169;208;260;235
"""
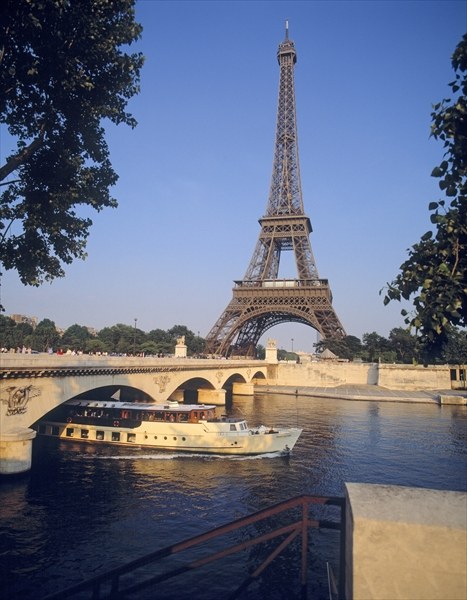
36;399;302;455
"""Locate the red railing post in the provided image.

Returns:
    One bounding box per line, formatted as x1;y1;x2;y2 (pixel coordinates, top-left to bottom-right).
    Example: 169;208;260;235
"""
42;495;346;600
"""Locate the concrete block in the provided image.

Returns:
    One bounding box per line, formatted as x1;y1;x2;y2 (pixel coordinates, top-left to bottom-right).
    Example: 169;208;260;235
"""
345;483;467;600
439;395;467;406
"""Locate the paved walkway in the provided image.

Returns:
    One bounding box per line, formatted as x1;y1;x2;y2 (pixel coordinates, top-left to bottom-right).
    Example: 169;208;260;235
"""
256;384;467;404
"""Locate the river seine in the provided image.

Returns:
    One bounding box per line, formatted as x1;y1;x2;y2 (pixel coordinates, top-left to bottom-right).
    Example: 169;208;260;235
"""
1;393;466;600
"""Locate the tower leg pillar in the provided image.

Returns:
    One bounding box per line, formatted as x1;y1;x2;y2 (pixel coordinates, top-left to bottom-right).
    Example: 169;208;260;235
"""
0;428;37;475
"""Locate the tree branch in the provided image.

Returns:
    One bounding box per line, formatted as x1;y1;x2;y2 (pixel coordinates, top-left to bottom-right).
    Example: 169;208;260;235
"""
0;126;46;182
451;239;460;277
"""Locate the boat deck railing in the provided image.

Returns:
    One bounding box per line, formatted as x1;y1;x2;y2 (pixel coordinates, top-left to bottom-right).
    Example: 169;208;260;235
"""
42;494;346;600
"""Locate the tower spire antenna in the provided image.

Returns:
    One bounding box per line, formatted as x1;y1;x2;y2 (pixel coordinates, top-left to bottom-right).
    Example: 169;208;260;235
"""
285;20;289;40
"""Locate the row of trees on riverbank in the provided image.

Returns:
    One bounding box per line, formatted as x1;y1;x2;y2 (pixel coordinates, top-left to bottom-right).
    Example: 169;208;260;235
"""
0;317;204;357
1;315;465;364
315;328;466;365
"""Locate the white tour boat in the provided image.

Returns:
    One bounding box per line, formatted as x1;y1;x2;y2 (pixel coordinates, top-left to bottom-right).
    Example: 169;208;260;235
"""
36;399;302;455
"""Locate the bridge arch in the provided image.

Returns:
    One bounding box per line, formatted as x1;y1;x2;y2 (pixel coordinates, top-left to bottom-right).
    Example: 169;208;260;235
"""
72;385;156;404
167;377;215;403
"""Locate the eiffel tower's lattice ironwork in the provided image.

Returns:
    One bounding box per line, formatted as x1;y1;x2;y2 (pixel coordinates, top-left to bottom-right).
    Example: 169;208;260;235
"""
205;24;345;357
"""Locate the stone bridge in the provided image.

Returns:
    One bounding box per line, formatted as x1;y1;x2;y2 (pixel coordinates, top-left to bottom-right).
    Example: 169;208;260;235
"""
0;354;269;474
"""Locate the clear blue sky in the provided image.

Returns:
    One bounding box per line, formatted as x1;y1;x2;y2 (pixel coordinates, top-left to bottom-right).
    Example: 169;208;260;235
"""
1;0;465;352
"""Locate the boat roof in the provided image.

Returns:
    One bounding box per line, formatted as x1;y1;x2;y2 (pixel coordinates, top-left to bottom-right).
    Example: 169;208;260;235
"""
64;399;217;413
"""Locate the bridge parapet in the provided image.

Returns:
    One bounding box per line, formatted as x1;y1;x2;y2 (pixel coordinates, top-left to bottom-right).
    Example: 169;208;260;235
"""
0;354;266;382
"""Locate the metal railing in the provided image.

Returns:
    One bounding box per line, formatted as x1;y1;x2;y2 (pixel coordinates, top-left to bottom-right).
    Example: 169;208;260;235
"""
43;494;345;600
233;279;329;288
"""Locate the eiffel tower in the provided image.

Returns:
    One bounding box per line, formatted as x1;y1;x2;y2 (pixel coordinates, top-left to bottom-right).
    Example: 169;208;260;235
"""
205;23;345;357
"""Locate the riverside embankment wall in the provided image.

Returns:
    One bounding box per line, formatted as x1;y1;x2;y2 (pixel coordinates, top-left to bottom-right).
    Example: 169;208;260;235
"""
260;361;464;391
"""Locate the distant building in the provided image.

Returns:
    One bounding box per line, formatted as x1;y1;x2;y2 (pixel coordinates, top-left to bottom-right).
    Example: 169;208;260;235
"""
319;348;338;360
9;314;38;329
296;351;318;363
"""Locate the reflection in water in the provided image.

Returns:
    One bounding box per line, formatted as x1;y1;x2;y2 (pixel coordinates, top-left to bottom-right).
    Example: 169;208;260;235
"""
0;394;466;599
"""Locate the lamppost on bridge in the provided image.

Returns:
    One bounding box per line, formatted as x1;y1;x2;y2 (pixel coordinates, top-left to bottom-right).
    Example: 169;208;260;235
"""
133;318;138;356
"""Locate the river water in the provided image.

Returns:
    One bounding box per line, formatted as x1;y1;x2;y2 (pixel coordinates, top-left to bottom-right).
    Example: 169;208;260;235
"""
1;393;466;600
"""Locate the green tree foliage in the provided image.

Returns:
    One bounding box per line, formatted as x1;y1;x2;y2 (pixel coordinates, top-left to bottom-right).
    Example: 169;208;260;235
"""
275;349;297;361
61;324;92;351
31;318;60;351
315;335;363;361
0;314;463;363
441;327;467;364
0;0;144;286
147;329;174;355
98;323;136;354
14;321;34;348
91;323;204;355
0;314;33;348
383;35;467;348
0;315;16;348
84;338;108;355
139;341;161;356
388;327;418;363
362;332;392;362
167;325;205;355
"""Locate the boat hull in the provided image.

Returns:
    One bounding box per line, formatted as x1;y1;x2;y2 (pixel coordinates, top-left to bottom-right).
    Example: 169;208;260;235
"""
36;420;302;455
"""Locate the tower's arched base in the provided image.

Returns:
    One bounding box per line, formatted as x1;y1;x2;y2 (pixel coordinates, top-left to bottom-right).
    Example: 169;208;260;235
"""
205;279;345;357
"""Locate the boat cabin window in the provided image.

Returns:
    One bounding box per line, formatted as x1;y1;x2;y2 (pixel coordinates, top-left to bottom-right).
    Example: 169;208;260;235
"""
96;431;104;441
52;426;59;436
127;433;136;443
230;424;237;431
66;428;74;437
112;432;120;442
81;429;89;439
142;411;164;421
190;411;205;422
